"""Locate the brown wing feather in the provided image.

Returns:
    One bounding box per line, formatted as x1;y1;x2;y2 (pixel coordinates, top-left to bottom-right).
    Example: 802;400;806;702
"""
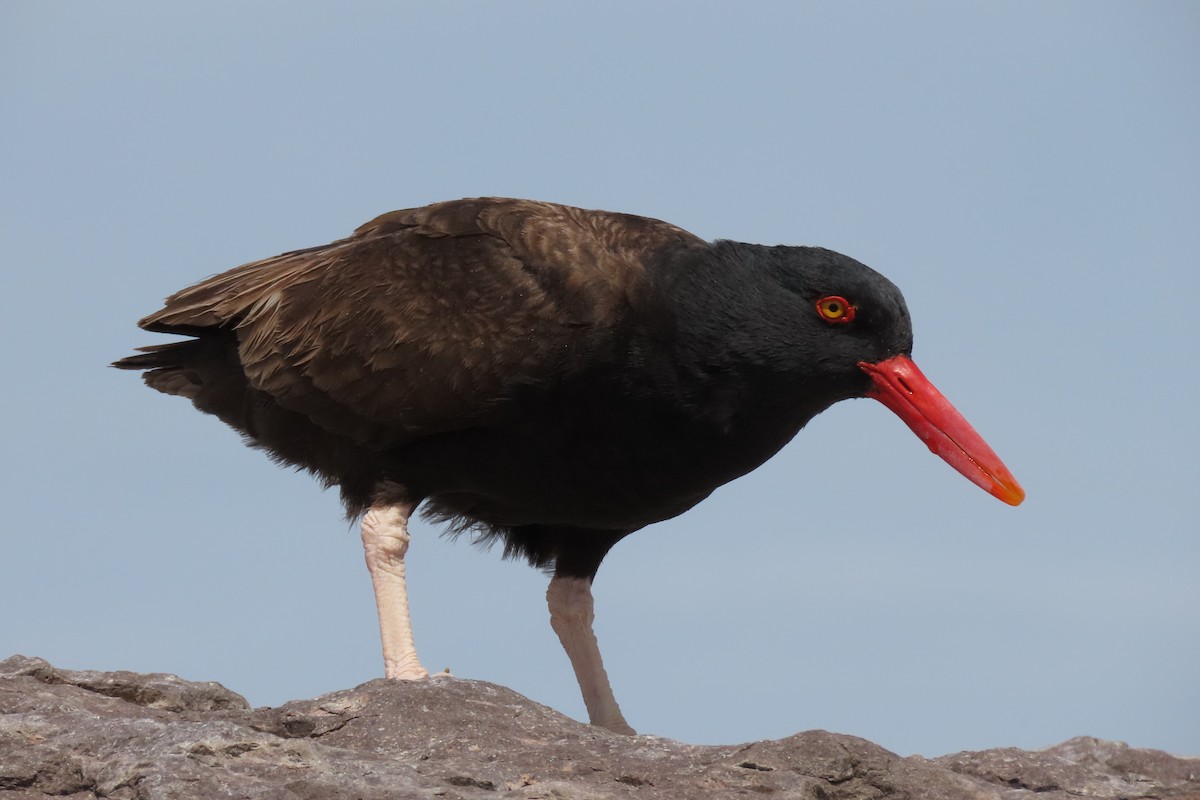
356;198;705;322
133;197;707;447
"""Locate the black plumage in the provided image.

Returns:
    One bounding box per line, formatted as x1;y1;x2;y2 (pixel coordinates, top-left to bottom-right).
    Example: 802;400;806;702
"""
116;197;1022;733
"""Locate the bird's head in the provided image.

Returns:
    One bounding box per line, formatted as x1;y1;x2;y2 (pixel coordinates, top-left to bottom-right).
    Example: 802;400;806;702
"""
733;243;1025;507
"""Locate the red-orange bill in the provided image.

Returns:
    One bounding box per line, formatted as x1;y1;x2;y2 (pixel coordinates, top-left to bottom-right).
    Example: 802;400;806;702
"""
858;355;1025;506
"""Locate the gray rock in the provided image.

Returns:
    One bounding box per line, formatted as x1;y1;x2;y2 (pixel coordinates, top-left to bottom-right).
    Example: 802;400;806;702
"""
2;655;1196;800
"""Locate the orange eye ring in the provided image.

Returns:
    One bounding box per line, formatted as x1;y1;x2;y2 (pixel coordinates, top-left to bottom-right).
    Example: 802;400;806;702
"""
816;295;855;323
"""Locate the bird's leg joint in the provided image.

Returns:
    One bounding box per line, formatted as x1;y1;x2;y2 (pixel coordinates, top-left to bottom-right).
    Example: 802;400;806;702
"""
547;574;596;630
361;504;416;574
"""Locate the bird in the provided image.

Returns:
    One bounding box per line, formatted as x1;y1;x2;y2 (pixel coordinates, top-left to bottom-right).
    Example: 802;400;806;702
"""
114;197;1023;735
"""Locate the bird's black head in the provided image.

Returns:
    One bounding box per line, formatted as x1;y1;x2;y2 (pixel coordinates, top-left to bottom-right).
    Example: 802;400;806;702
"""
668;239;1023;506
690;241;915;406
769;242;914;371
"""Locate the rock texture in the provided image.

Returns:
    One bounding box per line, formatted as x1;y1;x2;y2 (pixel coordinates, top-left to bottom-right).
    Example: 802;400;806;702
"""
2;655;1196;800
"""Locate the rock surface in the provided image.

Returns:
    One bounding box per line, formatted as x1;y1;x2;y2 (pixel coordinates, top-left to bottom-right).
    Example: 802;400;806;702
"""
2;655;1196;800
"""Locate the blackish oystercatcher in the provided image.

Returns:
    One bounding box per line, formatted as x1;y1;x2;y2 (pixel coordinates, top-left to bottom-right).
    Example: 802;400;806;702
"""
115;197;1023;734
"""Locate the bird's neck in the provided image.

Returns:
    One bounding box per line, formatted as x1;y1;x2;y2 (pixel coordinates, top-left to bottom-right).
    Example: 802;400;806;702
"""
583;243;846;476
645;242;845;410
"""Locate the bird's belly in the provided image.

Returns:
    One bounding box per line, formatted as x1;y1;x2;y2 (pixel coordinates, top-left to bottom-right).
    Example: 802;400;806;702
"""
387;404;801;531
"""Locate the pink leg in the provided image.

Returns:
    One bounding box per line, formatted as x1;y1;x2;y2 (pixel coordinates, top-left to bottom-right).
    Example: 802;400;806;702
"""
547;575;635;734
360;501;429;680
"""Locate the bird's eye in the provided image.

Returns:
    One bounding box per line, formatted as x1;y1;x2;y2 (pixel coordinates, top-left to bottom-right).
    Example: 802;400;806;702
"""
816;295;855;324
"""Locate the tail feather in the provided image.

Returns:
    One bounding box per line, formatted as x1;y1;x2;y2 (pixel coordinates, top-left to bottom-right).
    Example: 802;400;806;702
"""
111;342;189;370
112;338;226;400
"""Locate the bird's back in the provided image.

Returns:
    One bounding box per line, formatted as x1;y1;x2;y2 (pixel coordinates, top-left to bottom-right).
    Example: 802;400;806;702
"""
115;197;708;515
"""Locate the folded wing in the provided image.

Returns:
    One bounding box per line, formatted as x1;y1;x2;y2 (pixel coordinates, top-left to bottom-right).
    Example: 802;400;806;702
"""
122;197;705;448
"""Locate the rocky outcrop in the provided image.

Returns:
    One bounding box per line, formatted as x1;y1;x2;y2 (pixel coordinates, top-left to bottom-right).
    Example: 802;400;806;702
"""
2;655;1196;799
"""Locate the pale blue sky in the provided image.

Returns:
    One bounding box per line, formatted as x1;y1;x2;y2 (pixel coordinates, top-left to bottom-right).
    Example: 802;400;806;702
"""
3;2;1197;757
